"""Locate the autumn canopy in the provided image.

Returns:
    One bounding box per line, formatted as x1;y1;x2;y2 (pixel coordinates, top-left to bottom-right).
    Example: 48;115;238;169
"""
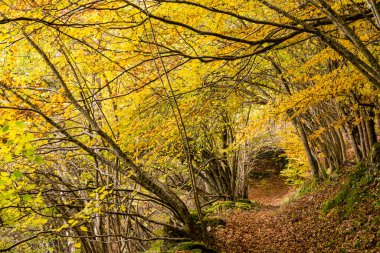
0;0;379;252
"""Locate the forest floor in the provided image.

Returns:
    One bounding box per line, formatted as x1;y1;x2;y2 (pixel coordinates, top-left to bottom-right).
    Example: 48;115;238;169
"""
212;168;380;253
247;174;295;206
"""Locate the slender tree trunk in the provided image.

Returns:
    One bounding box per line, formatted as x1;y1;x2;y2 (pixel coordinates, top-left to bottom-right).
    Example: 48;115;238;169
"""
337;128;347;162
376;113;380;133
23;31;198;239
293;118;320;180
366;107;378;146
358;114;369;157
366;0;380;28
343;125;362;161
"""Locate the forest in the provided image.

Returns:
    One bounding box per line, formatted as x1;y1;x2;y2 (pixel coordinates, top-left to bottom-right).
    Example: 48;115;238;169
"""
0;0;379;252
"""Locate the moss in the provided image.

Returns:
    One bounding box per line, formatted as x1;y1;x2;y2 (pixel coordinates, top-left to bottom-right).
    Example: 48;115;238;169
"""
145;240;164;253
235;199;252;204
322;164;375;217
203;217;226;227
205;201;234;213
161;241;218;253
205;199;258;214
235;202;253;210
286;179;319;202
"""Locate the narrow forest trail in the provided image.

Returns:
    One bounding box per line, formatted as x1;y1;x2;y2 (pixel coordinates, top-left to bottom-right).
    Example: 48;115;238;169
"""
212;172;303;252
213;173;318;253
248;174;295;206
213;170;380;253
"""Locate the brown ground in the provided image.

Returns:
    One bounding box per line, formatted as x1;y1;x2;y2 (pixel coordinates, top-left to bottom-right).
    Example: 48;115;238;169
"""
213;172;380;253
248;174;295;206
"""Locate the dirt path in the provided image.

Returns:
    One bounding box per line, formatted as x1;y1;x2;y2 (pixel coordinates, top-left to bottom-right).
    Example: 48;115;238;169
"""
248;174;295;206
213;172;380;253
213;174;298;252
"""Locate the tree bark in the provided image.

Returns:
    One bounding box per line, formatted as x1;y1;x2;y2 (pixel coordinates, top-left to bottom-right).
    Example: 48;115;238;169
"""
293;118;320;180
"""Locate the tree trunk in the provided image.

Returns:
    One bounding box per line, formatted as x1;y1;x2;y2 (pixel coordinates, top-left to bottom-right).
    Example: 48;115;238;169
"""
293;118;320;180
343;125;362;161
359;119;369;157
337;128;347;163
366;107;378;146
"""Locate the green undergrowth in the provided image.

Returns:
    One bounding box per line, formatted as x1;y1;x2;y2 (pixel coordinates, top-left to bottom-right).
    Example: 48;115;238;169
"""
280;159;308;186
205;199;259;214
282;178;320;205
322;164;379;218
147;200;257;252
166;242;218;253
147;241;218;253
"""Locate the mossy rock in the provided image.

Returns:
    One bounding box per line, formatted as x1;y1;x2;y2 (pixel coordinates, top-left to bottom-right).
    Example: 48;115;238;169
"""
205;199;258;214
235;201;254;210
235;199;252;204
163;224;188;239
161;218;192;251
204;201;233;214
203;216;226;227
172;242;218;253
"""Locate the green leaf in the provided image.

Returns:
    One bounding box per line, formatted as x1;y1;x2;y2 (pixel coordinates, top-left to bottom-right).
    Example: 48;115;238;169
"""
34;155;43;164
22;194;32;202
12;170;23;178
15;121;25;128
25;148;35;158
2;125;9;132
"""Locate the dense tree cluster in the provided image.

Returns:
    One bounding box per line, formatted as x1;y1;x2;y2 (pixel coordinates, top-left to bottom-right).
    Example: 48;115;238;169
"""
0;0;379;252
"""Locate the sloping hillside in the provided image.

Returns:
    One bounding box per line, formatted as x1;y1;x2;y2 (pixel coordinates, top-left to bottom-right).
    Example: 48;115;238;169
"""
213;166;380;252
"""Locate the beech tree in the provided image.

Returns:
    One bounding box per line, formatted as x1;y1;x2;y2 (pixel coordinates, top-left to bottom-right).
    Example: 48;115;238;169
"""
0;0;379;252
